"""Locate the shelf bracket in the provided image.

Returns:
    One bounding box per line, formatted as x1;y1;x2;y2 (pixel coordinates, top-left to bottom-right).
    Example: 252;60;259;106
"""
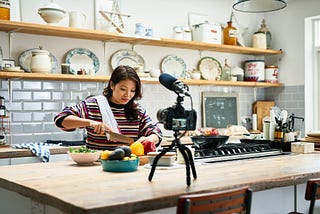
253;87;257;101
7;79;12;104
103;41;108;68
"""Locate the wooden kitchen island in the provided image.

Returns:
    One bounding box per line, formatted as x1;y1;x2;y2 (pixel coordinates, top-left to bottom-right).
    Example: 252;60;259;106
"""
0;152;320;214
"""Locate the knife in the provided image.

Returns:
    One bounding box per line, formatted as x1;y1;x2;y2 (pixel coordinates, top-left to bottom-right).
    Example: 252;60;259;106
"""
105;130;134;145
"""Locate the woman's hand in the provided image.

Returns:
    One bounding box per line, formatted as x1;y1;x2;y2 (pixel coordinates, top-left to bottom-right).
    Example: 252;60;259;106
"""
89;120;114;135
136;134;159;154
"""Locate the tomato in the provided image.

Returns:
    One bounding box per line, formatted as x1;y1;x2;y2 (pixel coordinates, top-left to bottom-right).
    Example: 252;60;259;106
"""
211;128;219;136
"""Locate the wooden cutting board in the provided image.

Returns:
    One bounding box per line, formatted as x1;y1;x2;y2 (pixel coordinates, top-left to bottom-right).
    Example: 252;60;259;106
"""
307;131;320;138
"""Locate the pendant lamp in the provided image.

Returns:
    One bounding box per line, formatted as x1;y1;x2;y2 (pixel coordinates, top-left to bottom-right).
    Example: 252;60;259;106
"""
233;0;287;13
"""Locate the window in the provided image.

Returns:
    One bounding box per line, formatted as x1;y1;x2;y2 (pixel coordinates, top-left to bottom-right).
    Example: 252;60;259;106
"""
305;16;320;132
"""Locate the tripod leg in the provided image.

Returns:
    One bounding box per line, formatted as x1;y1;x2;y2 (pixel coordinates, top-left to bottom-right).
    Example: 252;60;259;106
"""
183;146;197;179
178;145;191;186
148;142;175;182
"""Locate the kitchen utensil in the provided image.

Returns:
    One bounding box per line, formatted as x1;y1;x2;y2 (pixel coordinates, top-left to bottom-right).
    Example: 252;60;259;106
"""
105;130;134;145
191;135;229;149
280;110;288;125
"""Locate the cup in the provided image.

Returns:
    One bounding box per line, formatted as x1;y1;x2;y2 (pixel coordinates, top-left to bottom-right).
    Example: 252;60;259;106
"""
135;23;145;35
61;63;70;74
69;11;86;28
149;69;161;78
145;28;153;37
176;145;194;164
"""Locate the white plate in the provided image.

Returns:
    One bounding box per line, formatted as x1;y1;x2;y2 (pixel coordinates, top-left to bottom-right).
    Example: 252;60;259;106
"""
160;55;186;78
110;49;145;70
18;48;58;73
198;57;222;80
65;48;100;74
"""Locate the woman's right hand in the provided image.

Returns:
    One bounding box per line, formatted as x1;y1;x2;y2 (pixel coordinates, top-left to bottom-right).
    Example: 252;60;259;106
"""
89;120;114;134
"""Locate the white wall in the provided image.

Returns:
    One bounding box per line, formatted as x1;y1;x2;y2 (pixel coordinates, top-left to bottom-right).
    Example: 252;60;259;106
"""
263;0;320;86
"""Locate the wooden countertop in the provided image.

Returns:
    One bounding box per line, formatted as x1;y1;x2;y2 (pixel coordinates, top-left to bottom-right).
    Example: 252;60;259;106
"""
1;153;320;213
0;145;69;159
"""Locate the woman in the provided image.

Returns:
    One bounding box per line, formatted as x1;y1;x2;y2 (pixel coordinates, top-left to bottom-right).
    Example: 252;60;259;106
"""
54;65;162;151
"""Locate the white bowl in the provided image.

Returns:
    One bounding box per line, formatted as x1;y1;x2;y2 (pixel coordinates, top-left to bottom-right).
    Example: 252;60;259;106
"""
38;8;66;25
68;151;101;166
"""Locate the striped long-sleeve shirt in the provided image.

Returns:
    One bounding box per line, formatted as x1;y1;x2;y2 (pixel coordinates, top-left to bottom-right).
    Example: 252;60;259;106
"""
54;96;162;150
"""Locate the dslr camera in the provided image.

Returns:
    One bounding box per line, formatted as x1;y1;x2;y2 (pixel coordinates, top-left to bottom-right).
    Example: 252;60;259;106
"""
157;104;197;131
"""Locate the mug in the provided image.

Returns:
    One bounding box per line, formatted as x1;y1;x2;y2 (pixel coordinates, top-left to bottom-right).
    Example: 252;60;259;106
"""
69;11;86;28
135;23;145;35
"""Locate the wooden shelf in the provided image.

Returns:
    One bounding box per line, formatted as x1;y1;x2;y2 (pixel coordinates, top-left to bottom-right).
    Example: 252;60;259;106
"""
0;20;283;55
0;72;282;87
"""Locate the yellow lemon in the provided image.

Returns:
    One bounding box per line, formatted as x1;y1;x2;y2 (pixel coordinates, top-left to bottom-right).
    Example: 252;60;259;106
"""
130;141;144;156
100;150;111;160
123;156;130;160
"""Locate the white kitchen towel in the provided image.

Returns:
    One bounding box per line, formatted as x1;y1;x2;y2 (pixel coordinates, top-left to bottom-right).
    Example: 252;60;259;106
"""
14;142;59;162
95;95;119;133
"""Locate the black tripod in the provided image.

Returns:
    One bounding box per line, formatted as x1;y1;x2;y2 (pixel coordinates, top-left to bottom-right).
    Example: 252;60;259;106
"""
148;131;197;186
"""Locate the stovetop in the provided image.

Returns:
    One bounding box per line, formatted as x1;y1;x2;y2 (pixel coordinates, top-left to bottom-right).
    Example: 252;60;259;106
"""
193;142;285;163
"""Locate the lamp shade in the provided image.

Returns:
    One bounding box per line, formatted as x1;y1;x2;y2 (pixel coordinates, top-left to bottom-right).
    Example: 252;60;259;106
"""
233;0;287;13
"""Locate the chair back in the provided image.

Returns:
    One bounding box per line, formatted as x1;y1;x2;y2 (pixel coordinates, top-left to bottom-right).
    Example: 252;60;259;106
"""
176;186;252;214
305;179;320;214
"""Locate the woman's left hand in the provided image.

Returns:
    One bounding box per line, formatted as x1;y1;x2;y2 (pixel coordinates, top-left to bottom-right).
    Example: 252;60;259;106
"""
136;134;159;155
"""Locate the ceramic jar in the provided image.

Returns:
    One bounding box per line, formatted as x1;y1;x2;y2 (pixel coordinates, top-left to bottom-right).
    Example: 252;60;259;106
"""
31;49;51;73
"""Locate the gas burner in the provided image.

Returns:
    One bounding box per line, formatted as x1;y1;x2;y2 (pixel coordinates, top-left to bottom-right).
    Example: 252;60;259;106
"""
194;142;284;163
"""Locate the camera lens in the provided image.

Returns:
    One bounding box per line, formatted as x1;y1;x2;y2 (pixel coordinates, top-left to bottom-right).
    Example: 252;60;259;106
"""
156;108;168;123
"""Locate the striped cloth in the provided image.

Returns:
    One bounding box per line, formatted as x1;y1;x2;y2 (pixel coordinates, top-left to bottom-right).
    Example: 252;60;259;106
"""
14;142;60;162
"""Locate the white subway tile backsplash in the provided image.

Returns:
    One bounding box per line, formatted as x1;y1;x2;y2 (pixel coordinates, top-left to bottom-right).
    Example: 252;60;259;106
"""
43;102;61;111
12;134;34;145
23;81;42;90
43;82;62;90
23;102;42;111
33;91;51;100
0;78;305;144
12;112;32;122
33;112;52;121
6;102;22;111
12;91;32;100
23;122;43;132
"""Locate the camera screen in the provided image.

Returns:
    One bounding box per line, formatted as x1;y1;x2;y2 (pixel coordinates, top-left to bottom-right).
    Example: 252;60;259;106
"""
172;118;187;130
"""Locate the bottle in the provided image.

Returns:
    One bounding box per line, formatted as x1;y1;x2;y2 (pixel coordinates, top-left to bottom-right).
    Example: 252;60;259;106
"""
259;19;272;49
223;21;237;46
221;59;231;81
0;96;6;117
0;0;10;20
274;123;284;144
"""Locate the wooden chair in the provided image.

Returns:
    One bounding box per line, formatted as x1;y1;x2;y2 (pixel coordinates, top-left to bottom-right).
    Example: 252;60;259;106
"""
305;178;320;214
176;186;252;214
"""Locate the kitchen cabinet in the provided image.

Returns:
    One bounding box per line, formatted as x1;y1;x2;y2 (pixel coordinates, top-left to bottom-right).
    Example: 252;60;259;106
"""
0;20;283;88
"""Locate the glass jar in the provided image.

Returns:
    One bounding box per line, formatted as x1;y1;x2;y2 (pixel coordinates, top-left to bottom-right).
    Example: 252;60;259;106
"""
259;19;272;49
0;0;10;20
223;21;237;45
221;59;231;81
0;96;6;117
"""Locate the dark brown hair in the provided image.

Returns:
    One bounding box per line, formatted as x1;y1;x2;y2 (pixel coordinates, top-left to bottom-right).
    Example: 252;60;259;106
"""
103;65;142;120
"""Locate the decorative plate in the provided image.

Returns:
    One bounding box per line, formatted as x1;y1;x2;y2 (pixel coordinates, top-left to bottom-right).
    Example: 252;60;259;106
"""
18;48;58;73
110;49;145;70
198;57;222;80
160;55;187;78
65;48;100;74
